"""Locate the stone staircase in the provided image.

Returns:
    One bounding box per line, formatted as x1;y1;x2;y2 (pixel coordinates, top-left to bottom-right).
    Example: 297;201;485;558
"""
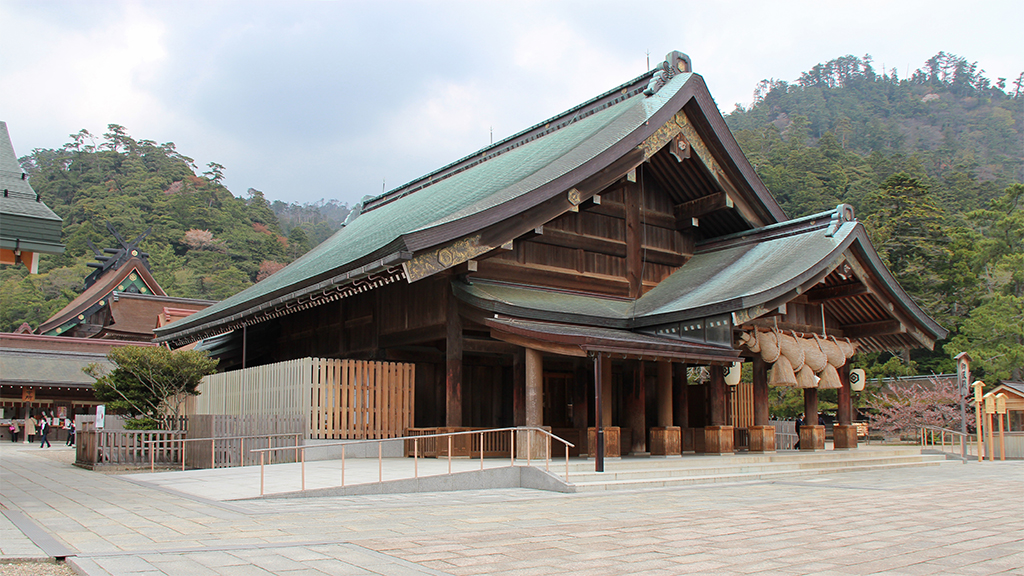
563;446;947;493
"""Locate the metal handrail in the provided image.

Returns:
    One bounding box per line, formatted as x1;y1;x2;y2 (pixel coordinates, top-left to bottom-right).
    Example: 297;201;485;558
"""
920;424;976;461
142;433;302;472
251;426;576;496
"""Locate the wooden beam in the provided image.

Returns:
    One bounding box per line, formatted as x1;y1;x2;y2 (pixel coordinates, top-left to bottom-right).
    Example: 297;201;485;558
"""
526;228;690;265
673;192;733;225
463;337;519;355
491;330;588;358
586;200;677;230
379;324;445;348
842;319;905;339
805;282;869;304
473;258;630;298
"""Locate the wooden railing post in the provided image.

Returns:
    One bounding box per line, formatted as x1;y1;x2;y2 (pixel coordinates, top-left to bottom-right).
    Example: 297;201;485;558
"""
414;438;418;479
341;445;346;487
260;452;265;496
480;431;484;471
510;429;515;467
301;447;305;491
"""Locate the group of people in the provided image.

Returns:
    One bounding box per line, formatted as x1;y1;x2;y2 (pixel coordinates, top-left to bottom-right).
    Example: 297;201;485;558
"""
7;415;75;447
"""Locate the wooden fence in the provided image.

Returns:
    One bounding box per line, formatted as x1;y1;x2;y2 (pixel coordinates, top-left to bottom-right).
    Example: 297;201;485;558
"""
186;414;305;468
76;429;184;470
186;358;415;440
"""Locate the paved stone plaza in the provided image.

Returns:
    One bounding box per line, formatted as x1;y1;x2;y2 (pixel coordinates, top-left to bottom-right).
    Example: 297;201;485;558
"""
1;442;1022;575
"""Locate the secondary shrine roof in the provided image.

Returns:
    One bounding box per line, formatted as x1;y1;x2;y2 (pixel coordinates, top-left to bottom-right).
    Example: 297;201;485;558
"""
0;121;64;255
455;206;948;352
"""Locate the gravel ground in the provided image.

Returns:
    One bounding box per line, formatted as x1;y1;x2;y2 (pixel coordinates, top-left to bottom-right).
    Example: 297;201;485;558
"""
0;560;76;575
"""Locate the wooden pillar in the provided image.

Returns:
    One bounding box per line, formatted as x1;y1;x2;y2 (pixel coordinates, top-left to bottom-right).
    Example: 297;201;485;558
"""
650;360;681;456
749;356;775;452
709;365;726;426
625;180;642;299
657;361;672;427
674;363;689;429
801;387;825;450
602;357;613;426
626;360;646;454
705;365;733;454
594;354;605;471
834;364;858;449
445;292;463;427
513;348;525;427
525;348;543;427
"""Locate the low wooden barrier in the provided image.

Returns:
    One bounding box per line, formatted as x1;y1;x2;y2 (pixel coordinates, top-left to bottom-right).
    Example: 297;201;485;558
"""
76;429;184;470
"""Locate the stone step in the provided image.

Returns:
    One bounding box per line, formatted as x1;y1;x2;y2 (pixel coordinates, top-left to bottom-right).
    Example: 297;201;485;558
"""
567;453;944;482
568;455;947;492
560;447;928;473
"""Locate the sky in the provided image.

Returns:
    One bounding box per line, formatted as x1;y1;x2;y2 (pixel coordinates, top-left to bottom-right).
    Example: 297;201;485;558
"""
2;0;1021;208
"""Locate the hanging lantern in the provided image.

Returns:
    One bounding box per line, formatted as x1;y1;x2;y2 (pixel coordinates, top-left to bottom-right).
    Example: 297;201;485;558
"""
724;362;742;386
849;368;866;391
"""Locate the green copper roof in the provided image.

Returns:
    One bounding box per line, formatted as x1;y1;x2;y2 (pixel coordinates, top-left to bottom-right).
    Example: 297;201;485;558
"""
455;216;857;328
158;71;695;342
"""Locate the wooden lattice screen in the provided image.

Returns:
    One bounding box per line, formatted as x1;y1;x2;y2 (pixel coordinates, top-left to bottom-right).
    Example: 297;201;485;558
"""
186;358;415;440
732;382;754;428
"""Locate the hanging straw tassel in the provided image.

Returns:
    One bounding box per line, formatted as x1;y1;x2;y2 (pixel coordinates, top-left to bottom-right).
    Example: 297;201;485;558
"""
794;364;819;388
817;364;842;389
740;331;760;353
758;330;780;363
801;336;828;372
835;337;858;359
820;335;845;367
770;354;797;387
778;330;804;370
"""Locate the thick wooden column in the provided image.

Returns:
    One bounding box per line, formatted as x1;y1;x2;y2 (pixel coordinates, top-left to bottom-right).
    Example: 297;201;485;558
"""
705;365;733;454
525;348;543;427
445;293;463;427
513;348;526;426
651;360;681;455
709;365;726;426
625;180;643;299
602;357;613;426
801;388;825;450
834;364;858;449
626;360;646;454
749;357;775;452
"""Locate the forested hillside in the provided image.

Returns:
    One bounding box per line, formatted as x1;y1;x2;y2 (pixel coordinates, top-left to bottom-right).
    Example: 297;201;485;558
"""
0;126;344;332
726;53;1023;380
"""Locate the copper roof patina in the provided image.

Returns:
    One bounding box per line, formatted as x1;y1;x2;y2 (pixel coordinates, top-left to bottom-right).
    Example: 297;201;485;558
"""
157;56;787;346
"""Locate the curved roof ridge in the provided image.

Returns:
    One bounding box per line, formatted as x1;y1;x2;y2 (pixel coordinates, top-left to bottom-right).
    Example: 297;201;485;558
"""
362;70;657;213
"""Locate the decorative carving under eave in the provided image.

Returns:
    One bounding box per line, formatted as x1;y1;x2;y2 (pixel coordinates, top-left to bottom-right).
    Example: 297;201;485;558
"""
403;234;493;282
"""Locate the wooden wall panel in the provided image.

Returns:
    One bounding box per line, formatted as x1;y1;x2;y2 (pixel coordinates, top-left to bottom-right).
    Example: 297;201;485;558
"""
188;358;414;440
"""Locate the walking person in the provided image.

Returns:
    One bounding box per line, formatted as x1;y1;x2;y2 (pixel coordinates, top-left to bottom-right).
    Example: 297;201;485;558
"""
39;415;51;448
65;419;76;446
8;421;19;442
24;414;37;444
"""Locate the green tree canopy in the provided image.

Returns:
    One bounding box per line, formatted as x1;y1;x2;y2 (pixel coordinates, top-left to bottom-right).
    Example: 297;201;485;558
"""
85;346;218;428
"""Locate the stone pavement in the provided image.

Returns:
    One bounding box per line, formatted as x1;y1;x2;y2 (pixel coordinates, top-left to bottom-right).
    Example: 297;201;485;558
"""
1;442;1022;575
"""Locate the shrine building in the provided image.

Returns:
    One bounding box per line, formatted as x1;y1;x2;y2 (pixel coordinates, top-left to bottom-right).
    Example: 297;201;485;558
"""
155;51;947;457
